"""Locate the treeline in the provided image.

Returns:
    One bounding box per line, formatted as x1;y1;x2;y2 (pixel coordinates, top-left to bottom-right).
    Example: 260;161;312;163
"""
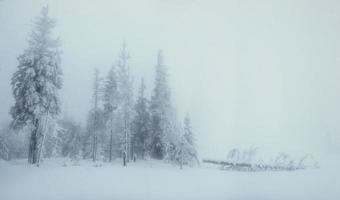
65;47;198;166
0;6;199;167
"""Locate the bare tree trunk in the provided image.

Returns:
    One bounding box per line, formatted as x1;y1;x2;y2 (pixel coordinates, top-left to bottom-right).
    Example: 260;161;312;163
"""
124;118;129;163
28;118;39;165
92;69;99;162
37;114;49;167
92;134;97;162
28;131;37;164
180;150;183;170
131;142;134;161
123;151;127;167
109;133;113;162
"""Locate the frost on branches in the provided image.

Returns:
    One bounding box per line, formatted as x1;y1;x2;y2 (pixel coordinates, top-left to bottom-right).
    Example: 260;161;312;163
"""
150;51;174;160
131;78;151;159
10;6;62;165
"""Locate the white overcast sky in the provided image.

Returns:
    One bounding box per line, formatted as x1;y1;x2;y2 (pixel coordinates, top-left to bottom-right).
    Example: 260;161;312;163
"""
1;0;340;159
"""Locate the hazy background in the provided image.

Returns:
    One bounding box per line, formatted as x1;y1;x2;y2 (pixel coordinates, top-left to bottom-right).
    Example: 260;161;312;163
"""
1;0;340;159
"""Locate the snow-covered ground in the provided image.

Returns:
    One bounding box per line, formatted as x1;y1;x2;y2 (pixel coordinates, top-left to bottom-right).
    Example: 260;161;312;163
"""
0;158;339;200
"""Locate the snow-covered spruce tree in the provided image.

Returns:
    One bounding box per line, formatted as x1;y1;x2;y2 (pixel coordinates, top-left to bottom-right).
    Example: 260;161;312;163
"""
10;6;62;165
82;69;106;162
150;50;176;160
181;114;199;166
89;69;102;162
116;43;134;162
131;78;151;159
102;65;119;162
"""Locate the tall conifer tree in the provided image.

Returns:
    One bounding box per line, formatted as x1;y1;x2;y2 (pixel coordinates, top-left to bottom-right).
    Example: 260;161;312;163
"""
132;78;150;159
150;51;174;159
10;6;62;165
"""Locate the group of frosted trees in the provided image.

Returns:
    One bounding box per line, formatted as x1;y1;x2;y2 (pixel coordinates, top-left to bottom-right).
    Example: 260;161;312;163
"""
80;46;199;167
1;6;198;167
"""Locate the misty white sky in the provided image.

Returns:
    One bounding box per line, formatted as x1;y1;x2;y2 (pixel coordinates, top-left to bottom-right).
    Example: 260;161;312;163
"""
1;0;340;159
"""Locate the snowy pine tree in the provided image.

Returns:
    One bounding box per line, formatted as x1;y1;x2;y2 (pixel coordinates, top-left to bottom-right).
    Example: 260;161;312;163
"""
116;43;134;162
150;50;175;159
171;115;199;168
102;65;119;161
10;6;62;165
90;69;101;162
182;114;199;166
132;78;151;159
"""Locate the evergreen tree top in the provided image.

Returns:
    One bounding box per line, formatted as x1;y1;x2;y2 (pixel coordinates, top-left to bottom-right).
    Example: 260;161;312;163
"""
157;50;164;67
28;6;60;56
10;6;62;129
152;50;171;107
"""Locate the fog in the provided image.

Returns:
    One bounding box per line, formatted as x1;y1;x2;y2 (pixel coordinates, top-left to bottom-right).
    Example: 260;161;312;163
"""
1;0;340;159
